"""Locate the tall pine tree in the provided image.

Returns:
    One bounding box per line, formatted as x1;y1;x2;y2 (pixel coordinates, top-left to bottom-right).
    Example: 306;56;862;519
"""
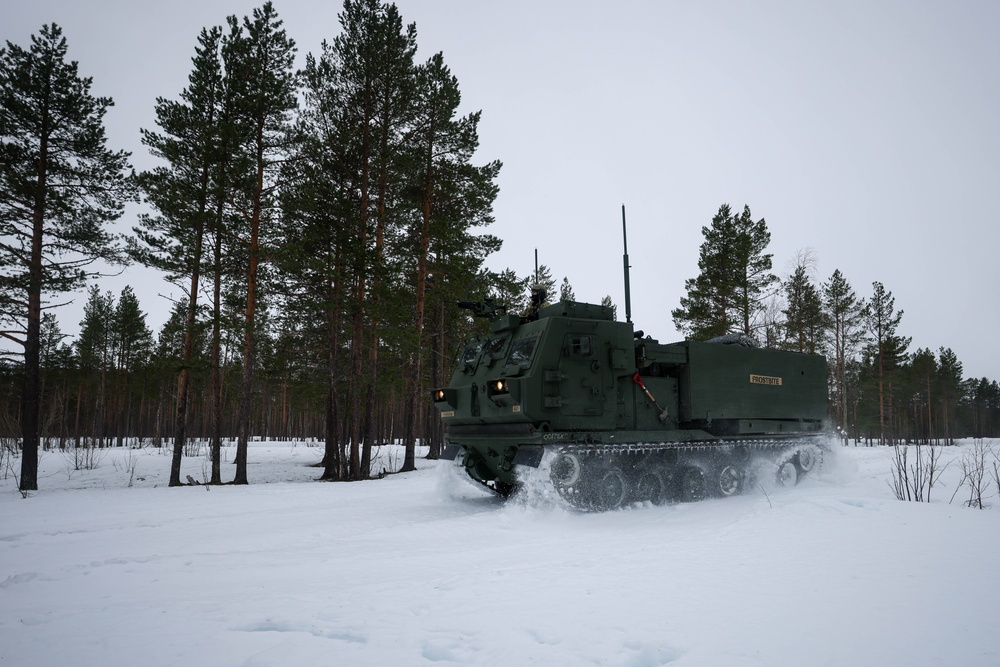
312;0;419;479
863;281;910;444
75;287;115;448
936;347;963;445
672;204;777;340
910;347;937;443
0;25;134;489
782;260;825;354
223;2;298;484
398;50;500;470
134;26;224;485
282;44;358;480
110;286;152;447
823;269;866;436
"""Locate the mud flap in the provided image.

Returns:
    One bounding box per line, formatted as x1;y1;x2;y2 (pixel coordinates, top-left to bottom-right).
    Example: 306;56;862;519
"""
512;445;544;468
441;443;462;461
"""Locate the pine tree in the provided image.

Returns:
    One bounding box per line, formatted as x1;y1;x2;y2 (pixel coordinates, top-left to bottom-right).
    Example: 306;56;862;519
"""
398;50;500;471
110;286;152;447
0;24;135;490
822;269;866;436
782;261;825;353
134;25;224;484
672;204;777;340
75;287;115;447
38;313;67;369
970;377;1000;438
559;277;576;302
309;0;419;479
782;250;827;354
489;269;529;316
223;2;298;484
532;264;556;309
936;347;963;445
601;295;618;320
862;281;911;444
285;3;502;476
37;312;67;444
280;51;353;479
910;348;937;443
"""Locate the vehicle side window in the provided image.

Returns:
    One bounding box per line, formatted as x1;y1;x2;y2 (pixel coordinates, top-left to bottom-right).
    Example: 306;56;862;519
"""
565;334;592;358
507;337;538;367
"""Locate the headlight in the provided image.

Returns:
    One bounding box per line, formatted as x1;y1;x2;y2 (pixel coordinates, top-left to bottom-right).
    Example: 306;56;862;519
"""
431;387;456;410
487;378;509;397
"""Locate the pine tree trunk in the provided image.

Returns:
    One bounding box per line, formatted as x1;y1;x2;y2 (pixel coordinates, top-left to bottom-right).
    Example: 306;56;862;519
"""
402;154;435;472
926;376;933;445
19;203;47;490
234;130;266;485
170;159;208;484
322;263;344;481
234;218;260;484
18;131;53;491
348;134;372;481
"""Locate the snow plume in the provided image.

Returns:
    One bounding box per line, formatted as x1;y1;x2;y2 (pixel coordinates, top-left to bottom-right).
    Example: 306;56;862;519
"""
508;449;571;511
433;451;497;503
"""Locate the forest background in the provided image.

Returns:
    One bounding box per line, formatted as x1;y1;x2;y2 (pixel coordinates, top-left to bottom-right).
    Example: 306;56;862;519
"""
2;1;999;493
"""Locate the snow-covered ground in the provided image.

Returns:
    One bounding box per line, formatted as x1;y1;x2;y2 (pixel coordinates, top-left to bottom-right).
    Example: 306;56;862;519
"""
2;440;998;667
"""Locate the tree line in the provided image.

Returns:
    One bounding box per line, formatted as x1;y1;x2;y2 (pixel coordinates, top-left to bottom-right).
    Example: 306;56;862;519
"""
1;0;525;491
3;4;998;494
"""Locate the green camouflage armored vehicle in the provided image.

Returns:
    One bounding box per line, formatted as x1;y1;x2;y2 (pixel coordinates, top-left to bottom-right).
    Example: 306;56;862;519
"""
434;208;829;509
433;295;829;510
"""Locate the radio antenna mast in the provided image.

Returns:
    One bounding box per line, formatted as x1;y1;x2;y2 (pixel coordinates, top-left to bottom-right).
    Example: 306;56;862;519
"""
622;205;632;324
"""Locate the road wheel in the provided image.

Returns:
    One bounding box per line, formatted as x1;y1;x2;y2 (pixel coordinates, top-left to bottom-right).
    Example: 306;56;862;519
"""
635;470;668;505
776;460;799;487
550;452;582;488
593;467;628;510
797;448;817;473
679;466;707;502
717;464;743;497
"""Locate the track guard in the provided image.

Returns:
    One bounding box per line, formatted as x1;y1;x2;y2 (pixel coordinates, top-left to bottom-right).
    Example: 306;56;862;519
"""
441;443;462;461
512;445;544;468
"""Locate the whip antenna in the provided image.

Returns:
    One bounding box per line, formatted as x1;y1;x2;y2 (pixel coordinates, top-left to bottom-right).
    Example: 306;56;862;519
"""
622;205;632;324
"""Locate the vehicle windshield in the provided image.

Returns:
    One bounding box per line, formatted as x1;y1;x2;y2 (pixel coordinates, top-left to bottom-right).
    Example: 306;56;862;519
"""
483;335;510;365
459;339;483;371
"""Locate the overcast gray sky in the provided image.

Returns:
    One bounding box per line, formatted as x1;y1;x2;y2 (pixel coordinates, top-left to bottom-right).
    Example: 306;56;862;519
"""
7;0;1000;381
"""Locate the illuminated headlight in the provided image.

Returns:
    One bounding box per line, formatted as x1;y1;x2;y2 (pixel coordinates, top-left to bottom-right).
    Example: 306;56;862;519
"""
431;387;456;410
487;379;509;397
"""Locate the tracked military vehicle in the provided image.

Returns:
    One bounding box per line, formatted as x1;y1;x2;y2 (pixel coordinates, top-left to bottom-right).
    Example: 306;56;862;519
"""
433;210;829;510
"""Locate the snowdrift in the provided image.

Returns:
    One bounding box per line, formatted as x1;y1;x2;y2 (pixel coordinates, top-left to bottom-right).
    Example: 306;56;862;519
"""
1;441;998;666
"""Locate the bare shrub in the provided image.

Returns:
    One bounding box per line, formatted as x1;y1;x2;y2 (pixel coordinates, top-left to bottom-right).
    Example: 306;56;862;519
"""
112;449;140;487
991;444;1000;503
0;437;18;480
1;434;28;498
951;440;992;509
888;443;949;502
64;443;106;472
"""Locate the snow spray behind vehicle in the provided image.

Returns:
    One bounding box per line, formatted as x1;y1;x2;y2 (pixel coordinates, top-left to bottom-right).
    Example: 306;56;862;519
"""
432;207;829;510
